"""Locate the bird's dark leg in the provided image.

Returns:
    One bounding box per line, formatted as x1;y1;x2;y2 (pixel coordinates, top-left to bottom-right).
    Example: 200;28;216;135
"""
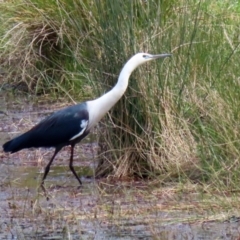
41;147;60;192
69;144;82;186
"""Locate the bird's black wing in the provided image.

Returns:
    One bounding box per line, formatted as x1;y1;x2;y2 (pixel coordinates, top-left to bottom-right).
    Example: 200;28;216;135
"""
3;103;89;152
30;103;89;147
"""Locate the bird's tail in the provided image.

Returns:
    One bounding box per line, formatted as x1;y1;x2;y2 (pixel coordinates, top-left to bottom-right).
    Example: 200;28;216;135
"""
3;133;31;153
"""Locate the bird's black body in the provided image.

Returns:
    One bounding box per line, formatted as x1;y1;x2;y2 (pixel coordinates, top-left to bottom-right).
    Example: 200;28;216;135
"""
3;102;90;190
3;103;89;152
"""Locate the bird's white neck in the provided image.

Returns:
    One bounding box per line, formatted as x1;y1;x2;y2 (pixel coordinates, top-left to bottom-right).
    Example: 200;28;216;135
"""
87;56;139;130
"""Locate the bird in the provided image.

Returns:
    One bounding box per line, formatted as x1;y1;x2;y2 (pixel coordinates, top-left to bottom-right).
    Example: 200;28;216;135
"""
2;52;171;191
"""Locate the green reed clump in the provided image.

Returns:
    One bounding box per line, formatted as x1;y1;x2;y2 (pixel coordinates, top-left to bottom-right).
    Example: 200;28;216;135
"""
90;0;240;187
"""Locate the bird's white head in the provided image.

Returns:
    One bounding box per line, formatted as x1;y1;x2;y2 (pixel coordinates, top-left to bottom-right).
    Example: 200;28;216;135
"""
123;52;171;73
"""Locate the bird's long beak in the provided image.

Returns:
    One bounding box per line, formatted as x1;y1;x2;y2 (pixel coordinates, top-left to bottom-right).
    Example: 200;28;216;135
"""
151;53;172;59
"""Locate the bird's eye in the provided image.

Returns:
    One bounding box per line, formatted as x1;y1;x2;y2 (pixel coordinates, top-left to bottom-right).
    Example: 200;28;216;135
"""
142;54;148;59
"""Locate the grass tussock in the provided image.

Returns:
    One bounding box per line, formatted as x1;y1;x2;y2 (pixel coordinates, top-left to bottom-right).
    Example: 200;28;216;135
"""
0;0;93;97
1;0;240;189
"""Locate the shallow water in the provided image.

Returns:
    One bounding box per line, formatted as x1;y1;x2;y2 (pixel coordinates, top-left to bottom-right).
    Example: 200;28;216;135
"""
1;92;240;239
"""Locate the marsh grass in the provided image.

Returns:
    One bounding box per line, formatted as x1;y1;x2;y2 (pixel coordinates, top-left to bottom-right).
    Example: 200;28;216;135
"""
1;0;240;189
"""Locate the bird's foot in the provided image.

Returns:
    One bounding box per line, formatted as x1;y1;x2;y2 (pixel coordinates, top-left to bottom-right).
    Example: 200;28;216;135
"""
40;183;50;201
